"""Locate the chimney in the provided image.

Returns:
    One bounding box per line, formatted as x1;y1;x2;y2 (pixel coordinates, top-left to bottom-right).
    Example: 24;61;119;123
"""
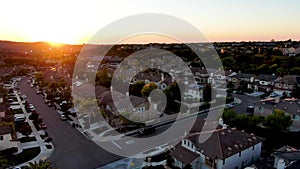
277;159;285;169
218;118;224;126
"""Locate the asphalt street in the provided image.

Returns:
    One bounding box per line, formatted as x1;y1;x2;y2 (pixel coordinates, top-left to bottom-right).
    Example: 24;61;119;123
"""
232;93;261;114
18;77;121;169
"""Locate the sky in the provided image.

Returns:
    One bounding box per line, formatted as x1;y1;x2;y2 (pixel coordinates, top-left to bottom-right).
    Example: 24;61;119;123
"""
0;0;300;44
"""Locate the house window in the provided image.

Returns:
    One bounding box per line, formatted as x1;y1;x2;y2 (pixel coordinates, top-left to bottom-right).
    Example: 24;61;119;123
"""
183;140;186;145
187;141;190;147
239;152;241;157
205;157;214;167
252;145;255;150
161;84;167;90
139;107;145;112
251;156;254;163
0;136;3;140
223;159;226;165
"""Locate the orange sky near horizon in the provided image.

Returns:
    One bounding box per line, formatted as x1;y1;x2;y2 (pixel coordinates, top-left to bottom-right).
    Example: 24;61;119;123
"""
0;0;300;44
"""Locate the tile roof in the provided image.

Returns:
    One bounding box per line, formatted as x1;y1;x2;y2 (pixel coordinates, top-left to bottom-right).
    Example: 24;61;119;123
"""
259;98;300;116
185;118;264;160
256;74;277;81
169;144;199;165
275;75;300;85
0;125;11;135
231;73;255;79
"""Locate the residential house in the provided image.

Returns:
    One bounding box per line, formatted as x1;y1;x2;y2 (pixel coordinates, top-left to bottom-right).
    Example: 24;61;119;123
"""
132;71;173;90
97;89;151;126
274;75;300;95
190;67;209;84
273;145;300;169
183;84;204;102
170;118;264;169
254;98;300;129
280;47;300;56
255;74;278;92
0;125;18;152
228;73;256;91
213;70;237;86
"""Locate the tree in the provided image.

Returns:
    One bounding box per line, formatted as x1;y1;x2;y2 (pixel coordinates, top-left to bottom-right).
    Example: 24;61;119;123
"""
129;81;145;97
263;109;292;131
222;109;237;123
165;154;174;167
203;84;215;103
141;82;157;97
292;86;300;98
0;86;8;99
95;69;112;88
28;159;53;169
35;72;45;85
164;83;181;113
19;124;32;137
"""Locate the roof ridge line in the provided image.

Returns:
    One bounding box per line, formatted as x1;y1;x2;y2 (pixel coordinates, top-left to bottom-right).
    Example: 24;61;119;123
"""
217;129;224;159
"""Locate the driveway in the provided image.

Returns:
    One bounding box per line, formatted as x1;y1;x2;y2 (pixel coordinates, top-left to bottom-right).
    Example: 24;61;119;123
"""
232;93;261;114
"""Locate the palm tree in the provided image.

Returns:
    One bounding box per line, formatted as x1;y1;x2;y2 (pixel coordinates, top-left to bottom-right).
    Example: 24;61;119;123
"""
28;159;53;169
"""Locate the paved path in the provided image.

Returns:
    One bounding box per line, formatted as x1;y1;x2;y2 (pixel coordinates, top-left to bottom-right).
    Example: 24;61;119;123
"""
14;90;54;167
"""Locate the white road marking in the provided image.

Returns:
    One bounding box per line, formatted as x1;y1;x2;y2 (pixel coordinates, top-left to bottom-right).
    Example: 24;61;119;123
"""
111;140;122;149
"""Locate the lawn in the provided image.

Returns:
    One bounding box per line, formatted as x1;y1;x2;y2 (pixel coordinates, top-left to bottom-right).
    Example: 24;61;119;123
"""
11;108;23;114
6;147;40;166
18;137;36;143
8;96;18;102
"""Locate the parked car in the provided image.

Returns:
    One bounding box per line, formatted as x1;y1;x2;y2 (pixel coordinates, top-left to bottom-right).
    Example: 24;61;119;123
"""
40;123;47;129
14;114;25;122
21;95;27;99
225;104;233;109
29;104;35;111
269;93;277;97
57;110;67;120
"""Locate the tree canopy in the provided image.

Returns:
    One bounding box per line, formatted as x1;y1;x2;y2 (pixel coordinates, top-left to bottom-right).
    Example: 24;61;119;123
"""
141;82;157;97
263;109;292;131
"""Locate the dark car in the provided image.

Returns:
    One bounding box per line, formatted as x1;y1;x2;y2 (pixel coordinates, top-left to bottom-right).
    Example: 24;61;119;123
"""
45;137;53;142
138;126;156;136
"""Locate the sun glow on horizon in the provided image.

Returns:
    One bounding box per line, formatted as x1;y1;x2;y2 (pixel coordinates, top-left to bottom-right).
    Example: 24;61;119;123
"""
1;0;300;44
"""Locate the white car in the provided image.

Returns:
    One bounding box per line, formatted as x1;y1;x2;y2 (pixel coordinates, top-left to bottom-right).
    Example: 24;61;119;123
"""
269;93;277;97
28;104;35;111
14;114;25;122
21;95;27;99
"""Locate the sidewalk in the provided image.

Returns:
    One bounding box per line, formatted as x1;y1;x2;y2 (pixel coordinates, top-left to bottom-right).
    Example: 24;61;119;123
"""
14;91;55;167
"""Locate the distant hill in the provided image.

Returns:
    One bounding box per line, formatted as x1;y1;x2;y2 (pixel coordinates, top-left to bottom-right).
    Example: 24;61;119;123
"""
0;40;83;57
